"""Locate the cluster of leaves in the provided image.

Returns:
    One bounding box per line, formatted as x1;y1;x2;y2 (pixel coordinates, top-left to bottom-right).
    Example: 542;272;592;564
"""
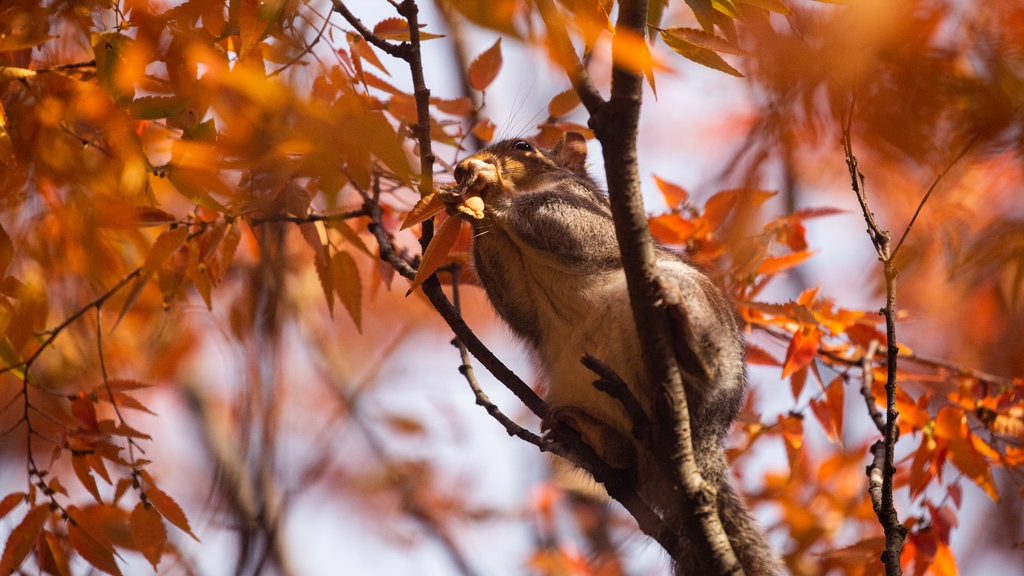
1;0;1023;575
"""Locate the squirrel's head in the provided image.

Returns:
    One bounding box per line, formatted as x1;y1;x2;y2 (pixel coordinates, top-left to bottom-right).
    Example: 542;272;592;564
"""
454;132;589;198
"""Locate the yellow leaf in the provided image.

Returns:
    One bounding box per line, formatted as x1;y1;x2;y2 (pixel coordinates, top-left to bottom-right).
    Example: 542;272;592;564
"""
0;66;36;81
468;38;502;91
407;216;463;295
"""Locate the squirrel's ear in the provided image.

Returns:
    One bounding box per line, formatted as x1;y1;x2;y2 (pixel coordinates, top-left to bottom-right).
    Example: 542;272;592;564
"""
553;131;588;173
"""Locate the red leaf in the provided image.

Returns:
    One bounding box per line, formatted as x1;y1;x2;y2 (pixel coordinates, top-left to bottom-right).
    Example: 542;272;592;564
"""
131;502;167;570
0;504;49;575
468;38;502;91
781;326;820;379
40;530;72;576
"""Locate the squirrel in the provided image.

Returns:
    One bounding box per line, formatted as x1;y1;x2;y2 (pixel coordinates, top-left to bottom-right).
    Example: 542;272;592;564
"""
446;132;781;575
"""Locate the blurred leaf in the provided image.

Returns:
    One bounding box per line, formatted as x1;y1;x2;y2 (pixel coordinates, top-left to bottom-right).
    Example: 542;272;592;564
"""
0;504;49;575
0;492;25;520
548;88;581;118
738;0;792;14
653;175;689;209
69;522;122;576
373;17;444;41
300;222;333;316
472;118;496;142
128;96;189;120
40;530;72;576
131;502;167;570
333;251;362;331
142;475;199;541
468;38;503;91
72;455;104;503
142;226;190;276
756;249;816;276
0;222;12;277
238;0;270;57
659;27;743;76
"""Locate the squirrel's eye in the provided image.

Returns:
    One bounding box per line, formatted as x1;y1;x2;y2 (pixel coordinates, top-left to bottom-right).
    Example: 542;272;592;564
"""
512;140;533;151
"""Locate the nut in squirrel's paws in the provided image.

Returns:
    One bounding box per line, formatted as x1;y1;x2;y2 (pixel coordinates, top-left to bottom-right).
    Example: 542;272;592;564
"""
438;184;486;221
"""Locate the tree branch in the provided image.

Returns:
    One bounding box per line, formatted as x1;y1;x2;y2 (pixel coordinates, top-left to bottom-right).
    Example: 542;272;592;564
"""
842;103;907;576
587;0;740;572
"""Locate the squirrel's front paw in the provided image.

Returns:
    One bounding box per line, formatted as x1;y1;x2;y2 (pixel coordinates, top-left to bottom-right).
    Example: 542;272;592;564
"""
437;184;485;221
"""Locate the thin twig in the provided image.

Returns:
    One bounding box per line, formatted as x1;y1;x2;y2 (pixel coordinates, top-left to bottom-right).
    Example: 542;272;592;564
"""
581;353;652;443
859;339;885;434
842;101;906;575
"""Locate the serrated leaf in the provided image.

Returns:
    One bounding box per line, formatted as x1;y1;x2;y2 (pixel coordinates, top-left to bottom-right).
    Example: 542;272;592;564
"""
0;504;49;575
329;219;373;257
407;216;463;295
548;89;581;118
432;97;473;116
373;17;444;41
131;502;167;570
238;0;269;57
144;481;199;541
468;38;502;91
781;326;820;379
659;28;743;77
333;251;362;332
755;249;816;276
0;492;25;520
41;530;72;576
143;226;190;275
300;222;333;316
69;522;122;576
401;193;446;230
73;455;103;503
132;207;178;227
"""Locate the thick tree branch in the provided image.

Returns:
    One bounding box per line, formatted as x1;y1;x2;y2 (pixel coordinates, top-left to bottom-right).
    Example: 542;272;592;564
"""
586;0;740;573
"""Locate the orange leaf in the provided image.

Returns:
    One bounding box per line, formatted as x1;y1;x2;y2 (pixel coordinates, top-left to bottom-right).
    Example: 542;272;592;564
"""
131;502;167;570
653;175;689;209
333;251;362;332
407;216;463;295
468;38;502;91
300;222;333;316
143;481;199;541
810;377;845;441
935;407;999;501
0;504;49;575
433;96;473;116
548;88;581;118
744;342;779;366
40;530;72;576
472;117;496;142
143;226;189;275
69;523;122;576
781;326;820;379
400;193;446;230
756;250;816;276
0;492;25;520
701;189;739;231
